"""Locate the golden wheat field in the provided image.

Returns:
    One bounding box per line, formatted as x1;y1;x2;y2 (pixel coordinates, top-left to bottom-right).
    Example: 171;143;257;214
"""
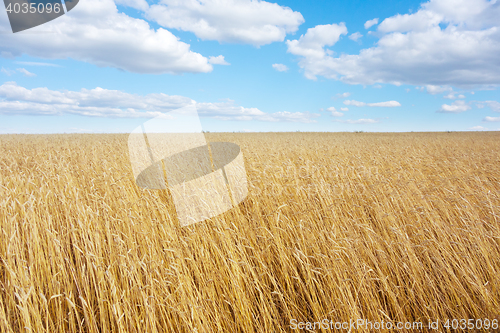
0;132;499;332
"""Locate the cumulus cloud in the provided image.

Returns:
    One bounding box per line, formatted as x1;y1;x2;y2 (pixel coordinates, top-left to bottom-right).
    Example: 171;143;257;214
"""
349;32;363;41
437;100;471;113
286;23;347;80
326;107;343;117
334;118;379;124
343;100;401;107
364;18;379;29
340;107;349;111
0;81;190;117
147;0;304;47
208;55;230;65
0;82;318;122
272;63;289;72
469;126;487;130
287;0;500;86
0;0;213;74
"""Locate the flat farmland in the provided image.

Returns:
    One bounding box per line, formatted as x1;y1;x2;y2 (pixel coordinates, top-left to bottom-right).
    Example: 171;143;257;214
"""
0;132;499;332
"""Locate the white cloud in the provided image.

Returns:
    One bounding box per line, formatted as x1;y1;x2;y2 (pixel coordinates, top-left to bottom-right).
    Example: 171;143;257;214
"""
334;118;379;124
0;0;213;74
286;23;348;80
377;9;443;33
343;100;401;107
426;85;452;94
443;91;466;99
1;67;15;76
425;85;467;99
197;100;318;122
272;63;289;72
208;55;230;65
438;100;471;113
484;116;500;122
287;0;500;86
469;126;487;130
487;100;500;112
476;100;500;112
369;101;402;107
340;107;349;111
364;18;379;29
343;100;365;107
327;106;343;117
335;92;351;98
0;81;189;117
349;32;363;41
147;0;304;47
0;82;318;123
17;68;36;77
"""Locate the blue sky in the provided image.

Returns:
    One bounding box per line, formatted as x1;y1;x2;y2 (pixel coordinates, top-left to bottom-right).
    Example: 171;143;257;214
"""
0;0;499;133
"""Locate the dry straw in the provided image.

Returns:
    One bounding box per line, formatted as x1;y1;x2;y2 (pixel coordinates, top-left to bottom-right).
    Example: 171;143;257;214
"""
0;132;499;332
